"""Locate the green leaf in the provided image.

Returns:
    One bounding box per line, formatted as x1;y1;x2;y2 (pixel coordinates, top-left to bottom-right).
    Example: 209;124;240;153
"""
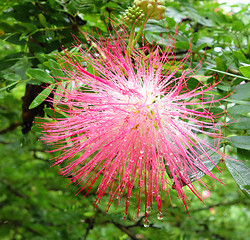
187;77;199;91
217;82;231;91
0;52;24;71
48;59;64;78
0;21;16;32
144;24;167;33
232;20;244;31
3;73;22;82
29;85;55;109
230;136;250;150
239;66;250;79
233;51;248;64
175;41;190;50
194;42;207;51
229;82;250;101
165;16;176;28
229;118;250;130
215;57;227;71
81;14;107;31
193;75;211;82
176;148;221;185
208;107;225;115
0;82;19;92
44;108;66;118
237;149;250;166
227;105;250;115
187;154;220;183
145;33;172;46
45;30;55;42
5;33;26;45
225;159;250;196
26;68;55;84
38;13;48;28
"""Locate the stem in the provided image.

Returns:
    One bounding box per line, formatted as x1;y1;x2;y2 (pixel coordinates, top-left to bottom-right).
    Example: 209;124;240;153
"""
128;24;135;48
222;101;228;160
221;75;233;160
131;22;145;49
126;18;148;56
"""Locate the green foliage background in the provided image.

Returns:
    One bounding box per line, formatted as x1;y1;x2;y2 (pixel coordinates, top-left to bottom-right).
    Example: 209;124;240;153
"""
0;0;249;239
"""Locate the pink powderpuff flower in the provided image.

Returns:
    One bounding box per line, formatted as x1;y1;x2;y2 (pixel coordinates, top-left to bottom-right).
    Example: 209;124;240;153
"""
41;26;225;222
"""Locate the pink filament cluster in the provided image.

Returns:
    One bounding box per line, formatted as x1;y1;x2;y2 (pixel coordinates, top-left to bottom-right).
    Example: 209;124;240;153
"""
41;27;224;221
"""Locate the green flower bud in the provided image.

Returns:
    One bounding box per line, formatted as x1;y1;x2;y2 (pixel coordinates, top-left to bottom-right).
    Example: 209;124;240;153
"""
147;4;153;10
134;0;166;20
123;4;145;26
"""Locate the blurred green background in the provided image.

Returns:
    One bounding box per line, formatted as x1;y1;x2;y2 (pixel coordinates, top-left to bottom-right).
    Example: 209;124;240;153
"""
0;0;249;239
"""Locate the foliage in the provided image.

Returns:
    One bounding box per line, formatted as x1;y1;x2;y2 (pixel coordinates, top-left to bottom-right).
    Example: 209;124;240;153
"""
0;0;249;239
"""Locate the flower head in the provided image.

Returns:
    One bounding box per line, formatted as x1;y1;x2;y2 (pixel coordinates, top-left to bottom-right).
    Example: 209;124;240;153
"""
134;0;166;20
123;5;145;26
41;26;224;221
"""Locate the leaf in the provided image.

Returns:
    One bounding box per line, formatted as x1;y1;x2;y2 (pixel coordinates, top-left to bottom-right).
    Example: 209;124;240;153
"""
229;118;250;130
227;105;250;115
215;57;227;71
187;154;220;182
217;82;231;91
187;77;200;91
145;33;172;46
229;82;250;101
0;82;19;92
232;20;244;31
144;24;167;33
0;52;24;71
239;66;250;79
81;14;107;31
38;13;48;28
44;108;66;118
48;59;65;78
176;148;221;185
165;7;186;23
225;159;250;196
230;136;250;150
193;75;211;82
3;73;22;82
237;149;250;166
0;21;16;32
172;152;221;190
26;68;55;84
45;30;55;42
233;51;249;64
208;107;225;115
175;41;190;50
29;86;55;109
5;33;26;45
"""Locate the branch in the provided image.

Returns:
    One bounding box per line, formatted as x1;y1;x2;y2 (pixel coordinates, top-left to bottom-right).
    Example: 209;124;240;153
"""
126;215;145;228
94;207;140;240
84;218;94;240
112;221;139;240
189;200;249;213
2;178;28;199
